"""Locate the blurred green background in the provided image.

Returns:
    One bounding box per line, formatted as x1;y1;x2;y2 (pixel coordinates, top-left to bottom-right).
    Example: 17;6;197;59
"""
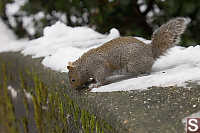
0;0;199;46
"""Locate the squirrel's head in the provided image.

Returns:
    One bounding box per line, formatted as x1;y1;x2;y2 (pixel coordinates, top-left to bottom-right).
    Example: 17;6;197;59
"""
67;62;86;90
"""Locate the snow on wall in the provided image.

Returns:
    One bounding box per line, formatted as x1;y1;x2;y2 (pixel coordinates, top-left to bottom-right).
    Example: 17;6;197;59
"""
0;19;27;52
0;19;200;92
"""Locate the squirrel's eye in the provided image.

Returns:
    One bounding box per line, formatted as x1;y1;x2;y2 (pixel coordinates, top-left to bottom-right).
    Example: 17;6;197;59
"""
71;79;75;82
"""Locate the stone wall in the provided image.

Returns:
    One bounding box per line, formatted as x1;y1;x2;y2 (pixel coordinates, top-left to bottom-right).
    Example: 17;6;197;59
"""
1;52;200;133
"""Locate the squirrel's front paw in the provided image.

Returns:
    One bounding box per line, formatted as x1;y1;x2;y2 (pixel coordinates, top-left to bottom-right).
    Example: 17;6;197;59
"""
88;82;101;89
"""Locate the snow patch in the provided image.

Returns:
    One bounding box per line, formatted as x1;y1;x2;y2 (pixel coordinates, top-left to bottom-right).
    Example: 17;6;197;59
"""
24;90;32;99
6;0;28;16
0;19;27;52
21;22;120;71
8;85;18;98
0;19;16;42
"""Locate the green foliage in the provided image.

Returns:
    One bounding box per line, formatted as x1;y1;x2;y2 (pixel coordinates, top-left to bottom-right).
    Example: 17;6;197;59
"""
0;0;199;45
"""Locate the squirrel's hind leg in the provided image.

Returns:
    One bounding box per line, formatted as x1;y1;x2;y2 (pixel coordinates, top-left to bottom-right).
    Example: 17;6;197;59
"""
127;56;154;76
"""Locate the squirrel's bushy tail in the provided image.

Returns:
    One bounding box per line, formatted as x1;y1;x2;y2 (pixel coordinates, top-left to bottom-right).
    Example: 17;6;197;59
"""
151;17;190;58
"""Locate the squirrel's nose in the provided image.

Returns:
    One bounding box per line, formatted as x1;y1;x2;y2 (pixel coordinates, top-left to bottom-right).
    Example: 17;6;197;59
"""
75;85;86;91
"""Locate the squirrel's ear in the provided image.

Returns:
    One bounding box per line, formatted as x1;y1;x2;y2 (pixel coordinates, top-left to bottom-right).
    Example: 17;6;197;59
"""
67;66;72;69
67;61;75;70
68;61;75;67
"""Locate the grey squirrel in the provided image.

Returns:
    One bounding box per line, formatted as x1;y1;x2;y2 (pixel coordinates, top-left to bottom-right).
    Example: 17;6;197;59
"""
67;17;190;90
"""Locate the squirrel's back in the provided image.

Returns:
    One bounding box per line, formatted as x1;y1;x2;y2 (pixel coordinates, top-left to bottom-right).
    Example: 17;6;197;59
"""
78;37;147;61
75;37;152;66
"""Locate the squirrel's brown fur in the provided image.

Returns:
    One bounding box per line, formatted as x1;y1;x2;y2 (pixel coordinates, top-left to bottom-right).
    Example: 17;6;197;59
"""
67;17;190;90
